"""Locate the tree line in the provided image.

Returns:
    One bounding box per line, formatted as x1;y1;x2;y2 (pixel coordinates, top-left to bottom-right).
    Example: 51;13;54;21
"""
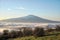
0;25;60;40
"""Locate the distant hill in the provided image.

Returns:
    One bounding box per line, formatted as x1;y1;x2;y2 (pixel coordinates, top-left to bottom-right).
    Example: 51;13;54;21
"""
1;15;60;23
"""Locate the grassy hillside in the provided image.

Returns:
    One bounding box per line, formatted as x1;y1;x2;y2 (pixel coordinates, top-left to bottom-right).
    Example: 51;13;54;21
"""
9;34;60;40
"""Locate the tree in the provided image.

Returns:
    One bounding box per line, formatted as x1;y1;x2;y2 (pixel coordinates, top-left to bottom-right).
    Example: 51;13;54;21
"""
3;30;9;35
56;25;60;31
33;27;45;37
3;30;9;39
17;31;23;37
22;27;32;36
10;30;17;38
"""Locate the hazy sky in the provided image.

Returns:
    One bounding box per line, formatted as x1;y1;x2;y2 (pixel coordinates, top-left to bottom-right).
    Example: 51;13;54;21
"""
0;0;60;21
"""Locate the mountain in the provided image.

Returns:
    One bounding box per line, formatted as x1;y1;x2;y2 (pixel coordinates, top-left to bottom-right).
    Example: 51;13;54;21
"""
1;15;60;23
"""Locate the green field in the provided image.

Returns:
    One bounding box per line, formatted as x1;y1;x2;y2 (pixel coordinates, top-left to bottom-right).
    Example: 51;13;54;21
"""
9;34;60;40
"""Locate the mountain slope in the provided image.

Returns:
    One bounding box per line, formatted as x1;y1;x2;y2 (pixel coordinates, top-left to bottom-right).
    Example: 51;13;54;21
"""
1;15;60;23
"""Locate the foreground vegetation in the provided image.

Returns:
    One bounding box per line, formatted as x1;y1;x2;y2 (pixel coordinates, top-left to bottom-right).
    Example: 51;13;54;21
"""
12;35;60;40
0;25;60;40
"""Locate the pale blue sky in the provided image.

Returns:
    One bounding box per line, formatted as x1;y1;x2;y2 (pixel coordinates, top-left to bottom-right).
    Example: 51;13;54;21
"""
0;0;60;21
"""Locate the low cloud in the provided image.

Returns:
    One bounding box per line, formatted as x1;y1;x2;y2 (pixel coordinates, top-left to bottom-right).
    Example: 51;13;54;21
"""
7;7;34;11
